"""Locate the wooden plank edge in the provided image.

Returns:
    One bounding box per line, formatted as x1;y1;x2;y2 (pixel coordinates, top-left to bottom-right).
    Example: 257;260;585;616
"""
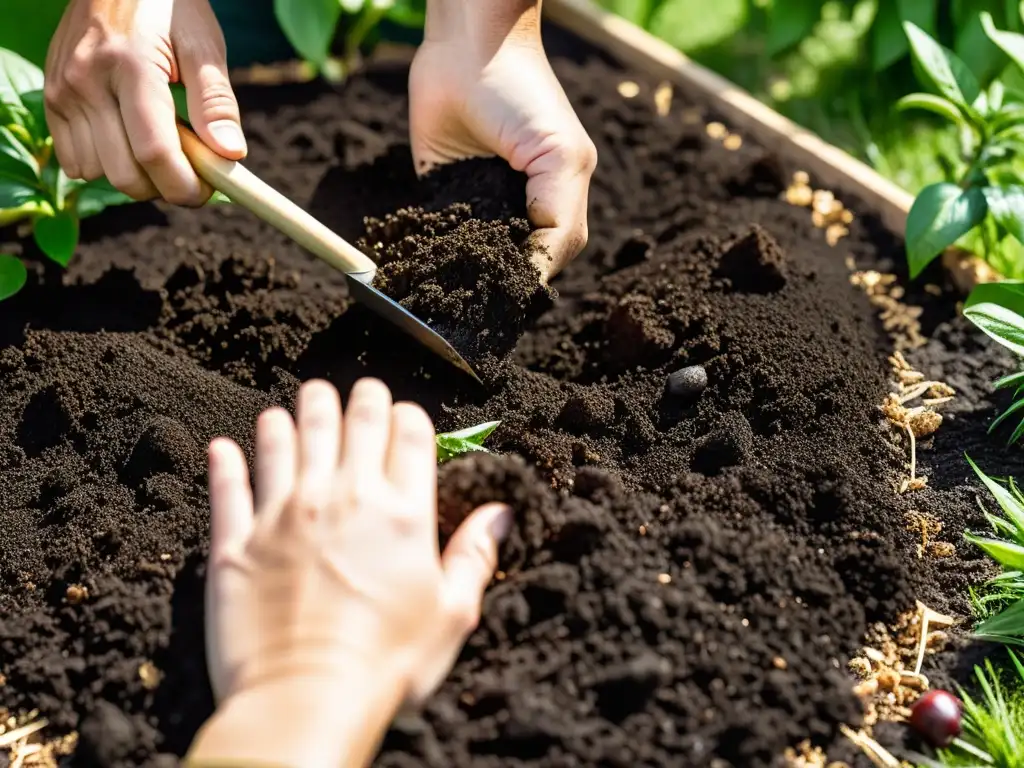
544;0;915;237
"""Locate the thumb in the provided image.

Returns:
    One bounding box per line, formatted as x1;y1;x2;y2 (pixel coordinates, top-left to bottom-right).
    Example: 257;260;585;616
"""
441;503;514;631
178;38;247;160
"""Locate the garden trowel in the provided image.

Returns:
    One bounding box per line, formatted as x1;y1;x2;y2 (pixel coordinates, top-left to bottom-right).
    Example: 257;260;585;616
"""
176;123;481;384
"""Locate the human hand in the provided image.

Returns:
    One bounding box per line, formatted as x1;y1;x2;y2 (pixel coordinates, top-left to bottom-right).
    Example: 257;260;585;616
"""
44;0;246;206
409;0;597;283
187;378;512;767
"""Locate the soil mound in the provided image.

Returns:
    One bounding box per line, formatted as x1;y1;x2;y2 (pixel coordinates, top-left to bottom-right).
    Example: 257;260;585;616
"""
0;32;1002;768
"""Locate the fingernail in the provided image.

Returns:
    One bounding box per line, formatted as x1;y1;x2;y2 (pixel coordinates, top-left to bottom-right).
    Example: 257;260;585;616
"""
208;120;246;155
488;505;515;542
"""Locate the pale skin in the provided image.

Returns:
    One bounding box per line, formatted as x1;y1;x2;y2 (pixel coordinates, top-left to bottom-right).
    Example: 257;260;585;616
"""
187;377;514;767
44;0;597;280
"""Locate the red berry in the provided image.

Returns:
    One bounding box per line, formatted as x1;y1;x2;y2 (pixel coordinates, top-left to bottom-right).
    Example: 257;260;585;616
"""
910;689;963;748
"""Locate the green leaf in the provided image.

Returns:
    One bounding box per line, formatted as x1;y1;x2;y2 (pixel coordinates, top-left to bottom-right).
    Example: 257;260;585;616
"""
208;190;232;204
0;125;39;182
906;183;988;278
968;454;1024;536
954;4;1012;85
895;93;966;125
990;395;1024;432
872;0;908;71
975;598;1024;640
967;533;1024;570
32;210;79;267
984;186;1024;245
963;280;1024;356
0;47;44;118
904;20;981;107
0;253;26;300
765;0;820;57
994;370;1024;389
0;178;38;209
274;0;342;67
74;177;135;219
436;421;501;463
982;11;1024;76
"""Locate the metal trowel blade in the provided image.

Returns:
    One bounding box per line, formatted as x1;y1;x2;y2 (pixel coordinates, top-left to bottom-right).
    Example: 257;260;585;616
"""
344;275;482;384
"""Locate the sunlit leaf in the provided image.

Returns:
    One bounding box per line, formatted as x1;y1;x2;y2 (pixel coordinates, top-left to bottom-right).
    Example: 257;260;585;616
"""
904;21;981;107
436;421;501;463
906;183;988;278
895;93;965;126
984;186;1024;245
982;11;1024;75
0;47;44;119
964;280;1024;356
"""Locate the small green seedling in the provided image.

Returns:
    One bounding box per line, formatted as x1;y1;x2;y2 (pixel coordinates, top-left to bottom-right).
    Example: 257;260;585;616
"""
966;456;1024;646
274;0;425;81
1;47;137;292
898;14;1024;282
962;281;1024;445
916;650;1024;768
435;420;500;464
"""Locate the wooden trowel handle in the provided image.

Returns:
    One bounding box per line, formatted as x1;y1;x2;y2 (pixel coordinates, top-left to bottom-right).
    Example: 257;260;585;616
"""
176;122;377;281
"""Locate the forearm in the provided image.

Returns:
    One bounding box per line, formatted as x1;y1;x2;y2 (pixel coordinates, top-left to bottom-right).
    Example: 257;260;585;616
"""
425;0;541;49
184;673;405;768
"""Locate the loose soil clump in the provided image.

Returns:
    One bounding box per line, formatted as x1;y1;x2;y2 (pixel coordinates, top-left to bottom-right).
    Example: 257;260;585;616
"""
0;28;1009;768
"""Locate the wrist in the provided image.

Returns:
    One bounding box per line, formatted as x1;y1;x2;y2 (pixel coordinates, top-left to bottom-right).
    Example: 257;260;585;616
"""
185;670;406;768
425;0;541;50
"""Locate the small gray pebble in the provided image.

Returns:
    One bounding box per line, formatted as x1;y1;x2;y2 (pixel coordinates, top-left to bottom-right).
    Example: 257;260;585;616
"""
666;365;707;400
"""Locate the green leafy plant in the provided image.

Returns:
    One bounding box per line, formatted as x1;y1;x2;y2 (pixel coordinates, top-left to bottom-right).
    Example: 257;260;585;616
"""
965;456;1024;646
273;0;425;81
435;421;500;463
917;650;1024;768
1;46;136;295
897;14;1024;281
963;281;1024;444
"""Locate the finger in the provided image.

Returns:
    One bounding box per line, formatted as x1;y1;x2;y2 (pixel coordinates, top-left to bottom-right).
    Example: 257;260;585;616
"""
208;437;254;557
177;34;247;159
254;407;298;516
524;136;597;282
84;95;159;200
114;63;211;206
295;379;343;506
441;503;514;633
67;107;103;181
385;402;436;496
340;378;393;476
47;111;80;180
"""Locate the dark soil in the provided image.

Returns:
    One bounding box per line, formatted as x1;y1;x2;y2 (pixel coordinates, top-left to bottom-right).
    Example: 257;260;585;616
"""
0;26;1012;768
360;160;554;378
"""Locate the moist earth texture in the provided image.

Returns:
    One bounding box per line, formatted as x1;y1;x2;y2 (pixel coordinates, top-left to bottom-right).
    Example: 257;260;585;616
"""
0;28;1009;768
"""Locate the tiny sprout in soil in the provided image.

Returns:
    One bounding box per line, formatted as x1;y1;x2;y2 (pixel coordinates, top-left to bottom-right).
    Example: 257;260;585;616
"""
435;421;500;463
